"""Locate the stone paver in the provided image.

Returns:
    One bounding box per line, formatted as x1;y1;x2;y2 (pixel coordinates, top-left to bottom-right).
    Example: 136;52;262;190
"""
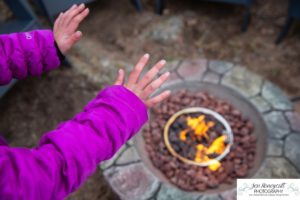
115;146;140;165
262;81;293;110
100;144;127;170
285;112;300;133
177;59;208;81
222;67;263;97
208;60;234;74
127;135;136;146
156;184;201;200
200;195;222;200
220;189;236;200
264;111;291;139
284;134;300;172
104;163;160;200
250;96;272;113
267;139;283;156
254;157;300;178
202;72;220;84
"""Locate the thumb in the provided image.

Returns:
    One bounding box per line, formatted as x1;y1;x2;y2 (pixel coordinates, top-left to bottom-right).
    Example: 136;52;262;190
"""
71;31;82;43
114;69;125;85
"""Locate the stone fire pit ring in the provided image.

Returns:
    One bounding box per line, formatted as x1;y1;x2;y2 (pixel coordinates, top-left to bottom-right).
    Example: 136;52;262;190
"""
164;107;234;167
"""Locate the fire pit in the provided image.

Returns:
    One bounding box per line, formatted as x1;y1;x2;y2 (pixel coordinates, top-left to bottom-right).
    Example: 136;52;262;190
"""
135;81;266;193
101;60;300;200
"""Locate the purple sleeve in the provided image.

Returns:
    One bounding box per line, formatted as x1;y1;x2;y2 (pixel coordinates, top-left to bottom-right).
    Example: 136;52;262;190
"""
0;85;148;200
0;30;61;85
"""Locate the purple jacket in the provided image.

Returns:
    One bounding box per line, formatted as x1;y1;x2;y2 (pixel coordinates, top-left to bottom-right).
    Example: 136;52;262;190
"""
0;30;148;199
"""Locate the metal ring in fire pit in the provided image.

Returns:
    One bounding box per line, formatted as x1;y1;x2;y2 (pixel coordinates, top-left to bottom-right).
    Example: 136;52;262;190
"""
164;107;234;167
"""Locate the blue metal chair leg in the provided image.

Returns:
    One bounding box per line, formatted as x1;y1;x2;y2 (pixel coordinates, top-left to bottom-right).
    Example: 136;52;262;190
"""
155;0;165;15
275;17;294;44
132;0;142;12
241;6;251;32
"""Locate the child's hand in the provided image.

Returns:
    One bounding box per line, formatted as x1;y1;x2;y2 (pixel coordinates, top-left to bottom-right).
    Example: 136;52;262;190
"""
114;54;171;107
53;4;89;54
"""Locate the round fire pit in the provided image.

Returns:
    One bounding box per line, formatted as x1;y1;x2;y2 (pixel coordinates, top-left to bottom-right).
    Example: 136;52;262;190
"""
101;60;300;200
135;81;267;194
164;107;233;167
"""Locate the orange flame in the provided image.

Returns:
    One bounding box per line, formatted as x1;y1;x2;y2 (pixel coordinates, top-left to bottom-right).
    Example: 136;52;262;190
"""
179;130;188;141
207;135;227;155
193;135;226;171
177;114;227;171
186;115;214;140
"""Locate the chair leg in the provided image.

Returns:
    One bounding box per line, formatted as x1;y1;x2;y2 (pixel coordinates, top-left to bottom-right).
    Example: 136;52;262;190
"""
275;17;294;44
155;0;165;15
241;6;251;32
131;0;142;12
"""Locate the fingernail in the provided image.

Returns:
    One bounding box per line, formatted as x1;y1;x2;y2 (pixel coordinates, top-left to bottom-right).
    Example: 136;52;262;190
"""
165;72;170;76
72;4;77;8
144;53;150;58
80;3;85;8
161;60;166;65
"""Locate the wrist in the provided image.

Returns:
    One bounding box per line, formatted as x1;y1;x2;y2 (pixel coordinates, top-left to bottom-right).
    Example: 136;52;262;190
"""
54;41;66;62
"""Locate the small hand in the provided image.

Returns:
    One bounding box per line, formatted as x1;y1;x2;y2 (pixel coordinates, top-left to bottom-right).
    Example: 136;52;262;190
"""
114;54;171;107
53;4;89;54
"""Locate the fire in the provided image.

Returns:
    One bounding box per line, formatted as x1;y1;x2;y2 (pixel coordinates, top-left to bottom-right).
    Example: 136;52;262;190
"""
186;115;214;140
207;135;227;155
179;130;188;141
178;115;227;171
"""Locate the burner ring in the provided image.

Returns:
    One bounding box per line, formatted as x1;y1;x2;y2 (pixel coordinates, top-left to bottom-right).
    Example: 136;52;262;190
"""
164;107;234;167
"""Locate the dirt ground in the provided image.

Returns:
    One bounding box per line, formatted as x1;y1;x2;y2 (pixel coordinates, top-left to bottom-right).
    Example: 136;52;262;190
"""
0;0;300;199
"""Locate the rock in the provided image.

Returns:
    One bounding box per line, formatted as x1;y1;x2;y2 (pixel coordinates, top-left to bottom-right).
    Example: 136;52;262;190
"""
202;72;220;84
100;145;128;170
250;96;272;113
284;134;300;171
146;16;184;44
115;146;140;165
220;189;236;200
201;195;222;200
208;60;234;75
262;81;293;110
264;111;290;139
104;163;160;200
267;139;283;156
285;112;300;133
222;67;263;97
177;59;208;81
254;158;300;178
156;184;200;200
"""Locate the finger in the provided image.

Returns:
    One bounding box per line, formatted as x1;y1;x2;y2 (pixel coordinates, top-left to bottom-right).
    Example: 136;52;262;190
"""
146;90;171;107
60;4;78;26
114;69;125;85
142;71;170;99
126;54;150;88
138;59;166;90
68;8;89;32
70;31;82;42
65;4;86;27
54;12;63;30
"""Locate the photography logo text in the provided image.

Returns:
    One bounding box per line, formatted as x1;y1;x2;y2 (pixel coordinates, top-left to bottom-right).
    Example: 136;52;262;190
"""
237;179;300;200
